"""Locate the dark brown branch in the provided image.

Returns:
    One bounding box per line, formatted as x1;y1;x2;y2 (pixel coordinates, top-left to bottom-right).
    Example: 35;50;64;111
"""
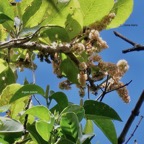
118;90;144;144
113;31;144;53
125;115;144;144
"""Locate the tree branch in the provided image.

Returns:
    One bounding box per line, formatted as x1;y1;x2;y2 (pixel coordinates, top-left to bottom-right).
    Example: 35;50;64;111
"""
113;31;144;53
118;90;144;144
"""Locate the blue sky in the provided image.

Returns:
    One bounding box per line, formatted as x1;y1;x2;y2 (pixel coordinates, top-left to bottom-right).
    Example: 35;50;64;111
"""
15;0;144;144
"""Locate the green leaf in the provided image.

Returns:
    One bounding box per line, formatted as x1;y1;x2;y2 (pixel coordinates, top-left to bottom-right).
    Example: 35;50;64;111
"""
56;138;76;144
36;119;54;141
107;0;134;29
0;59;8;73
60;112;80;142
50;92;68;113
0;117;24;133
0;67;16;94
40;26;70;42
94;118;117;144
22;0;42;27
0;25;7;41
79;0;114;26
0;12;13;24
80;134;95;144
84;100;122;121
0;84;22;107
27;123;48;144
0;0;14;30
41;0;83;39
61;104;85;122
10;84;45;103
60;53;79;84
84;120;94;134
0;137;9;144
24;106;52;121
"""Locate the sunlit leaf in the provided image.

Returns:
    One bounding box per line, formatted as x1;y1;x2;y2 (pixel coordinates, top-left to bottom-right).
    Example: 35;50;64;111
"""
79;0;114;26
94;118;117;144
107;0;134;29
0;84;22;107
24;106;52;121
61;104;85;122
0;0;14;30
0;59;8;73
84;100;122;121
36;119;54;141
60;112;80;142
41;0;83;39
10;84;45;103
27;123;48;144
84;120;94;134
56;138;75;144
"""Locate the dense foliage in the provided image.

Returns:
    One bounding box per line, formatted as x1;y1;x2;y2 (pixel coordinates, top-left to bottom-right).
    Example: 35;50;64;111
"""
0;0;133;144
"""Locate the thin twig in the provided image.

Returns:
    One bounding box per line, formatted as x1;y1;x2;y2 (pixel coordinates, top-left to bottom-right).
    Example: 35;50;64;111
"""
118;90;144;144
33;95;41;105
125;115;144;144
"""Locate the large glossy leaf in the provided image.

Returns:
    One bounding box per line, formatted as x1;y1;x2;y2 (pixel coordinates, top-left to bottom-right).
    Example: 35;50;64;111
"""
10;84;45;103
79;0;114;26
107;0;134;29
0;0;14;30
27;123;48;144
0;84;22;107
60;112;80;142
60;53;79;84
36;119;54;141
50;92;68;113
61;104;85;122
0;67;16;94
24;106;52;121
0;117;24;133
94;118;117;144
84;120;94;134
84;100;122;121
41;0;83;39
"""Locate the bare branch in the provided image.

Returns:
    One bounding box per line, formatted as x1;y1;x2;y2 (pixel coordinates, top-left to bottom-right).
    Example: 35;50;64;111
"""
118;90;144;144
125;115;144;144
113;31;144;53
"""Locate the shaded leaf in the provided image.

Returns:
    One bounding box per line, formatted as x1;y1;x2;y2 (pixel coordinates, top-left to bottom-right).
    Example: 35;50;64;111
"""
60;54;79;84
84;100;122;121
60;112;80;142
10;84;45;103
79;0;114;26
61;104;85;122
50;92;68;113
0;117;24;133
0;12;13;24
80;134;95;144
0;67;16;94
24;106;51;121
107;0;134;29
94;118;117;144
